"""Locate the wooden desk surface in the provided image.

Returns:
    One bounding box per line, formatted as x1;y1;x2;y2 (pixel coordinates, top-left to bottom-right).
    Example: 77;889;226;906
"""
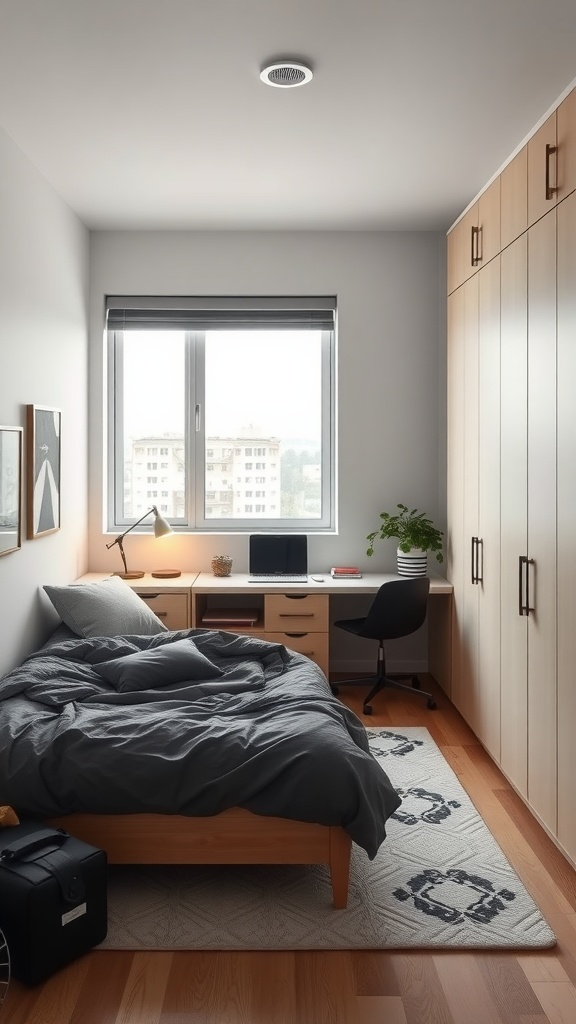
192;571;453;595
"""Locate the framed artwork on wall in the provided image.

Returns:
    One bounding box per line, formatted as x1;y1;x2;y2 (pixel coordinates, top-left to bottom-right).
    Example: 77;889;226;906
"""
0;425;23;557
26;405;61;539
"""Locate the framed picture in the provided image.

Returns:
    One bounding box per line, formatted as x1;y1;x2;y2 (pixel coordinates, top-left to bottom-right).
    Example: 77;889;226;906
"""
26;405;61;539
0;426;23;557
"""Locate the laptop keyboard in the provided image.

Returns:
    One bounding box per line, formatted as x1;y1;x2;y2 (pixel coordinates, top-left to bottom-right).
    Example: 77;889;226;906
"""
248;574;309;583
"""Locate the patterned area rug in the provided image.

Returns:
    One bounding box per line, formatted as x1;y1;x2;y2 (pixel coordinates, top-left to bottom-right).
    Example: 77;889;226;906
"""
100;727;555;950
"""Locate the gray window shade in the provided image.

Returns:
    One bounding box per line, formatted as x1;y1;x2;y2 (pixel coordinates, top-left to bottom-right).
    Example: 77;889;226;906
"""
106;296;336;331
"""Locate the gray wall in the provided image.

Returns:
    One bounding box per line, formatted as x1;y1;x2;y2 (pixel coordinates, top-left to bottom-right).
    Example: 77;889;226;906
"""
89;230;446;670
0;126;90;675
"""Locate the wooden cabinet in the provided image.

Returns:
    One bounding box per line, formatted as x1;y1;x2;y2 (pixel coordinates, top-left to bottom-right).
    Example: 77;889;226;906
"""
72;572;195;629
193;587;330;678
526;211;557;834
447;205;478;294
447;179;501;294
446;83;576;863
475;256;501;761
501;146;528;249
526;90;576;227
448;275;478;726
499;234;529;798
528;112;558;227
447;258;501;760
557;86;576;203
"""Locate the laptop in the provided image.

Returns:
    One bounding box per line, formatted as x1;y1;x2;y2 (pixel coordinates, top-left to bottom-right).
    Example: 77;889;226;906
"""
248;535;308;583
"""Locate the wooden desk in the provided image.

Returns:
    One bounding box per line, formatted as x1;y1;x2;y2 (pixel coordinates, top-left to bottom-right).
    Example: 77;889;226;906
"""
191;572;452;691
77;572;453;693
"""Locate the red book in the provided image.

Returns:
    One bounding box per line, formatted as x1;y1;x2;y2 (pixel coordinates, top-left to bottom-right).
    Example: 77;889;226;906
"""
331;566;361;574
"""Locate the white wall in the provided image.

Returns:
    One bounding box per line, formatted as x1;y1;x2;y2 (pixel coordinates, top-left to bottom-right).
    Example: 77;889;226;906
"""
0;126;90;675
89;230;445;670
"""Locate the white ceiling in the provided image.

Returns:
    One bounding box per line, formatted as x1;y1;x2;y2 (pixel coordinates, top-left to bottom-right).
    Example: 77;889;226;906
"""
1;0;576;232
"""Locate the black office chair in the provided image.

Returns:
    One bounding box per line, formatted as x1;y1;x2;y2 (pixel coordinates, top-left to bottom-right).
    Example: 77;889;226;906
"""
332;577;436;714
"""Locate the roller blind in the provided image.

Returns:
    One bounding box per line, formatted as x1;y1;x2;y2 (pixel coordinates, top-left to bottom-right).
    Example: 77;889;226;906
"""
106;296;336;331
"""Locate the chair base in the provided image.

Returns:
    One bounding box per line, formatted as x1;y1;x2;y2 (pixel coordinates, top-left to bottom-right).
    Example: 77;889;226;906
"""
331;672;437;713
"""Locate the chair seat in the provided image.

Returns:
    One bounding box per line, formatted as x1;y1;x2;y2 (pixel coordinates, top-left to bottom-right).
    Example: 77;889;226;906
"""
333;617;366;636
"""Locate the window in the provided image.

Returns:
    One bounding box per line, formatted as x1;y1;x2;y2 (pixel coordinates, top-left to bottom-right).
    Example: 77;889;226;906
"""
107;296;336;530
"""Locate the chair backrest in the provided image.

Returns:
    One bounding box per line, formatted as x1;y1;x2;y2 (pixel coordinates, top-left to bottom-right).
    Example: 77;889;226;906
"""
357;577;430;641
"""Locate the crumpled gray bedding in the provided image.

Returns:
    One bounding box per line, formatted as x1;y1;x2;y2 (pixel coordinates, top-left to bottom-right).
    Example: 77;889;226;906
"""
0;627;401;858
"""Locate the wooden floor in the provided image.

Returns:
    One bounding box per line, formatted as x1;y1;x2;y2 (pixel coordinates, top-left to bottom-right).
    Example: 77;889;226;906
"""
4;675;576;1024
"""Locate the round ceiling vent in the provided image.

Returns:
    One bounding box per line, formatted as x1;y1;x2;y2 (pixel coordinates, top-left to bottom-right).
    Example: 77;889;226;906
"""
259;60;313;88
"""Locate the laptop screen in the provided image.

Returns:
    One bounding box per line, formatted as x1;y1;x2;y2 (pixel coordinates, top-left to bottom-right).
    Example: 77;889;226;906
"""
249;535;308;575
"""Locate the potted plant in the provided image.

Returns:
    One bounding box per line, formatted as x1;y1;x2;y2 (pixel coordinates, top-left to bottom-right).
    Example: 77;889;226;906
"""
366;504;444;577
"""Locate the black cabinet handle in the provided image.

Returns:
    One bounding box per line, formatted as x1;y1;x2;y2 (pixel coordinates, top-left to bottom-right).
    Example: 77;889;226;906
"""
471;537;483;584
518;555;535;615
545;143;557;200
519;556;527;615
471;225;481;266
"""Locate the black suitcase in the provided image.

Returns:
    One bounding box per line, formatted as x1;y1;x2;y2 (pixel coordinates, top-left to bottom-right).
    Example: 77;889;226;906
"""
0;821;107;985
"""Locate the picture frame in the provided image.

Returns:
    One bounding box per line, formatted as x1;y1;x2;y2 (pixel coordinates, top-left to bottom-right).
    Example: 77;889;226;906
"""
0;426;23;557
26;405;61;539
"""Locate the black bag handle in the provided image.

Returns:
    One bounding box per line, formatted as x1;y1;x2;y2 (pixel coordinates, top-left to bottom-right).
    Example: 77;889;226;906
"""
0;828;68;862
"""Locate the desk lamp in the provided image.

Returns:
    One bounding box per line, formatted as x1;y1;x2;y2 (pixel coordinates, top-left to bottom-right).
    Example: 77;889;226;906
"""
106;506;177;579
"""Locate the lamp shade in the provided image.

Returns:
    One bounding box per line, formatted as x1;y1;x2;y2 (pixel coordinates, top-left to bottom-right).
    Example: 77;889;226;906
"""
153;510;173;539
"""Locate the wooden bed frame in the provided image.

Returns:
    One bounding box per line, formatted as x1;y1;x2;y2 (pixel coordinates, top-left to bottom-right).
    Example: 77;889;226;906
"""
46;809;352;908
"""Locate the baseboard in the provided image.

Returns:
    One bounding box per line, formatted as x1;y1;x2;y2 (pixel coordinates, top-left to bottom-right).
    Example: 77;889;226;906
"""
329;659;428;675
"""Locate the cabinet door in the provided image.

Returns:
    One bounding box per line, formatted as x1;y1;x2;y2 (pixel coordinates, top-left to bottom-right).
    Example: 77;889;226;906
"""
528;111;558;227
477;178;501;267
527;210;557;835
447;203;479;294
447;287;466;702
477;256;501;761
557;86;576;203
499;234;528;797
460;275;480;730
501;146;528;249
448;277;480;724
556;191;576;860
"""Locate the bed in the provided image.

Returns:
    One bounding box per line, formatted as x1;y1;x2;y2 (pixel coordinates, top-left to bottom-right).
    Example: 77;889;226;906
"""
0;578;401;908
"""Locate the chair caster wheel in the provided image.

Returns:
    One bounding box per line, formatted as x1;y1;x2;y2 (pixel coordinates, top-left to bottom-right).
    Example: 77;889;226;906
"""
427;698;437;709
330;685;339;695
363;704;373;715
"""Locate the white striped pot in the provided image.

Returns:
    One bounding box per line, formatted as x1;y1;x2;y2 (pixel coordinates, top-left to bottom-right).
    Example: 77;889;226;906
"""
396;546;428;577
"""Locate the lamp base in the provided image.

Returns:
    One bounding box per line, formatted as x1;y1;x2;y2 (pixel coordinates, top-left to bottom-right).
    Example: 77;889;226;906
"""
151;569;182;579
112;570;146;580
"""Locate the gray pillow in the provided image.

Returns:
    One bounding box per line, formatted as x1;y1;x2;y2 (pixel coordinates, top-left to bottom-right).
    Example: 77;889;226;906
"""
43;576;168;638
93;637;224;692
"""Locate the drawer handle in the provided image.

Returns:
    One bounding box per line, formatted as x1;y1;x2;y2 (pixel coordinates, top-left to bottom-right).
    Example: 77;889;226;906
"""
279;613;314;618
155;611;168;618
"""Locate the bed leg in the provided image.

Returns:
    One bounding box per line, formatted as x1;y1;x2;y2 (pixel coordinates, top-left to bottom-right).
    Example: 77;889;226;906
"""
329;827;352;908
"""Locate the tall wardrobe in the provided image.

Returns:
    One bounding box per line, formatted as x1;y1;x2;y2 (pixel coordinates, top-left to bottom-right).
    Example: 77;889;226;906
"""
446;83;576;866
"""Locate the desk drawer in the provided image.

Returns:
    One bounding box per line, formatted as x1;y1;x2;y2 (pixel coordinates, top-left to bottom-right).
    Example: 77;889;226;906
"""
137;593;189;630
252;630;329;677
265;594;328;632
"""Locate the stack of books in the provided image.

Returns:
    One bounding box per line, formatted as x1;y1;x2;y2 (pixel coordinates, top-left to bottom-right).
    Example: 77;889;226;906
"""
330;566;363;579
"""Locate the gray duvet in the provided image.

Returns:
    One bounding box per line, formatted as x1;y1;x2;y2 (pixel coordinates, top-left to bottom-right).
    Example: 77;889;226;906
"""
0;628;401;858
